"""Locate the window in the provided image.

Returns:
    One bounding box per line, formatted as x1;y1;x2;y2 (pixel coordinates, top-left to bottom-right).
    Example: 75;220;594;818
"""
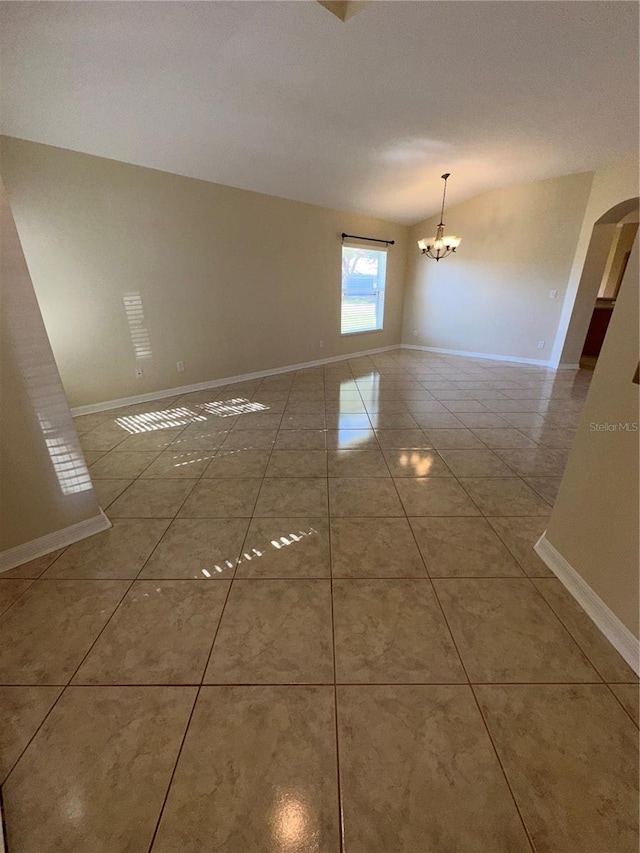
341;245;387;335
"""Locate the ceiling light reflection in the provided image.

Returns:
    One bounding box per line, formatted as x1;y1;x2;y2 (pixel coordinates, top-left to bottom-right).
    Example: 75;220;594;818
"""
63;790;85;825
271;789;316;851
399;450;434;476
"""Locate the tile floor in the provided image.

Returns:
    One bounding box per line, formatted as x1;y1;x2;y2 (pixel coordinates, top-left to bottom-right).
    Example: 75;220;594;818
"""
1;349;638;852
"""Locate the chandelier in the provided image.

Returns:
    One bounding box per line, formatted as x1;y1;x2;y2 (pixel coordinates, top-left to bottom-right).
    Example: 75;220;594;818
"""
417;173;461;261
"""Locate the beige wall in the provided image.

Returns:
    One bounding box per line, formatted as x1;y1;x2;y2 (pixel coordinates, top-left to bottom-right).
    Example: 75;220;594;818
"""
401;172;593;362
553;155;640;366
0;137;408;409
598;222;638;299
0;180;101;552
571;222;619;313
545;236;639;636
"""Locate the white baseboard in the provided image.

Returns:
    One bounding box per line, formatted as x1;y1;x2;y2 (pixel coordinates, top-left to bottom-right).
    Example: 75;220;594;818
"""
70;345;400;416
535;533;640;675
400;343;570;369
0;511;112;574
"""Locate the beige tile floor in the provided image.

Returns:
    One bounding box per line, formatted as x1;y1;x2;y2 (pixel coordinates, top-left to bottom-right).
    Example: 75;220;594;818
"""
1;349;638;852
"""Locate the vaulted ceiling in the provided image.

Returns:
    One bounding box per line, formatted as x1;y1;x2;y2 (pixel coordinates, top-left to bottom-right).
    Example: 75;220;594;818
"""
1;1;637;224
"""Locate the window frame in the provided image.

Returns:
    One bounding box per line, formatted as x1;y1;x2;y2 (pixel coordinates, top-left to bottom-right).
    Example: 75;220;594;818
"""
339;243;388;337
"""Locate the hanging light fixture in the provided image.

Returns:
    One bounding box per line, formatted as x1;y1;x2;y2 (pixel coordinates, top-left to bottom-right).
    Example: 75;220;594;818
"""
417;173;461;261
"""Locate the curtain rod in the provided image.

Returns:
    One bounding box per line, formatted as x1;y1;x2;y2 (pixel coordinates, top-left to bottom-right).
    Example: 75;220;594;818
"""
341;232;395;246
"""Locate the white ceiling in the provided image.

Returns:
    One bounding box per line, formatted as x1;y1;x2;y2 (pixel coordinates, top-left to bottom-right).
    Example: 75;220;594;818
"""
1;1;638;224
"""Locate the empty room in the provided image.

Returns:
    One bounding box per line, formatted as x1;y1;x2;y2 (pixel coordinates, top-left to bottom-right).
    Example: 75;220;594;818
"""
0;1;638;851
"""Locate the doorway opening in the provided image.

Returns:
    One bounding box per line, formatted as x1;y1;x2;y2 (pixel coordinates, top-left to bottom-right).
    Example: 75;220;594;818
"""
561;197;639;372
580;213;638;369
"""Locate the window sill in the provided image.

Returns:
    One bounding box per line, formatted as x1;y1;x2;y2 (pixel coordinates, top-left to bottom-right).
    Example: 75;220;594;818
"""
340;328;384;338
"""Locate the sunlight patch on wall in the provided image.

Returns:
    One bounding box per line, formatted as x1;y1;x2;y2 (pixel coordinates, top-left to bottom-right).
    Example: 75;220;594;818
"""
123;291;153;360
39;417;93;495
19;355;93;496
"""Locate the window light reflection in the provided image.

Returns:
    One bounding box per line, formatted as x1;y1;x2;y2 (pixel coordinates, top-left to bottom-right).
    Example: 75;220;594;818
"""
333;428;373;449
197;398;269;417
171;453;212;467
201;528;317;577
113;396;271;435
115;407;207;434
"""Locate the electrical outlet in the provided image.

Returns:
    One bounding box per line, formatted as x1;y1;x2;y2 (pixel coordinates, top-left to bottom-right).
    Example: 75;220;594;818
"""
537;340;545;349
176;360;185;373
135;366;144;378
549;289;558;300
319;340;324;349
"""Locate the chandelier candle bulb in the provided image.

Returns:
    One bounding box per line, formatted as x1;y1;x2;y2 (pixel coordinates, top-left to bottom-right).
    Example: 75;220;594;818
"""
417;173;462;261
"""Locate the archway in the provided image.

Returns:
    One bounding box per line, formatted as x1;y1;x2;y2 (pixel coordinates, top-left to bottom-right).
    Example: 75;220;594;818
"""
558;197;639;369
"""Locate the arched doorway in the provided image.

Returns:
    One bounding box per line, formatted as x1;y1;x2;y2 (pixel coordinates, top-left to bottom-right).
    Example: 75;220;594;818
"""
581;210;639;368
560;197;639;370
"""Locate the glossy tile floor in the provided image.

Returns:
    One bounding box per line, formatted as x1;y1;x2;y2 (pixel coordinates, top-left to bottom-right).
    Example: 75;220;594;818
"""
1;349;638;852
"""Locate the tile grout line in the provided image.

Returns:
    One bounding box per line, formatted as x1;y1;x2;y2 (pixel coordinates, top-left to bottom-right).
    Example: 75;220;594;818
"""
0;684;69;789
411;423;616;692
1;354;599;848
18;408;223;793
196;375;292;686
468;684;538;853
0;580;38;621
418;541;538;852
326;365;362;853
197;379;292;639
144;685;201;853
395;486;538;851
476;507;635;684
604;683;640;729
0;405;211;789
523;576;631;684
145;375;294;851
1;679;628;688
62;453;208;689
